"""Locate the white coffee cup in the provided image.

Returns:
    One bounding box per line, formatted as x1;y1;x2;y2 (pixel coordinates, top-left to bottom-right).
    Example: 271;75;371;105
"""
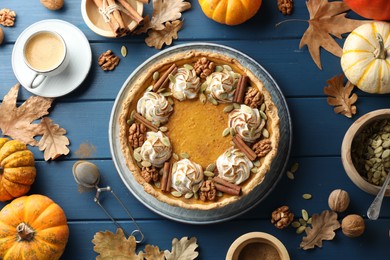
23;30;69;89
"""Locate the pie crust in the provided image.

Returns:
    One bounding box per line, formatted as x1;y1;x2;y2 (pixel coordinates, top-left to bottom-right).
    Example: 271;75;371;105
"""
119;50;280;210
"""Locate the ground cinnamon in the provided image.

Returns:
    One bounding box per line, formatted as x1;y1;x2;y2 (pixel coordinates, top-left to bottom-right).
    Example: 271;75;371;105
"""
152;64;177;92
133;113;158;132
232;135;257;161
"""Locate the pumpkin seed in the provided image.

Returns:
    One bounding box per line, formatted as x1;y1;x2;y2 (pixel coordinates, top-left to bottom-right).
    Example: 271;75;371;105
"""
145;85;153;92
199;93;207;104
230;128;236;137
133;152;142;162
121;45;127;57
291;221;301;228
204;171;215;177
168;97;174;105
217;191;223;197
260;103;266;112
171;163;178;173
153;71;160;81
233;103;241;110
206;163;216;172
262;129;269;138
162;137;170;147
180;152;189;159
302;193;312;200
161;91;172;97
242;105;253;114
175;180;181;186
184;64;193;70
141;160;151;168
223;65;232;71
298;218;307;226
171;191;182;197
259;110;268;120
194;192;199;200
185;192;194;199
200;82;208;92
253;160;261;167
215;65;223;72
168;74;176;84
154;181;161;189
296;226;306;234
192;184;200;193
302;209;309;221
208;96;218;105
173;92;185;100
172;153;179;160
159;126;168;132
250;167;258;174
222;127;231;137
286;170;295;180
290;162;299;173
223;104;234;113
307;217;312;224
127;119;133;125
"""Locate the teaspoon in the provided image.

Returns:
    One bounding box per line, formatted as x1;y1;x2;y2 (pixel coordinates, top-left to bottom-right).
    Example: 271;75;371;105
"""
367;171;390;220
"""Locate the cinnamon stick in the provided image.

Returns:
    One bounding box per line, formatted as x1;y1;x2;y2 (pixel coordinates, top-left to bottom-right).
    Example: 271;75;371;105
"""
133;113;158;132
214;183;240;196
161;162;171;192
166;162;173;191
213;177;241;193
233;75;248;103
106;0;128;36
232;135;257;161
92;0;120;35
117;0;143;25
152;64;177;92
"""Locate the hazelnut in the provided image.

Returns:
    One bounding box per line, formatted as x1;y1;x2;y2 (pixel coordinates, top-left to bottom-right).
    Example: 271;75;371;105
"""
341;214;365;238
40;0;64;10
328;189;350;212
0;27;3;45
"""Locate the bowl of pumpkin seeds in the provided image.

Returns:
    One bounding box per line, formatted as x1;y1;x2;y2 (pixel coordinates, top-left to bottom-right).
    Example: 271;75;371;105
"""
342;109;390;196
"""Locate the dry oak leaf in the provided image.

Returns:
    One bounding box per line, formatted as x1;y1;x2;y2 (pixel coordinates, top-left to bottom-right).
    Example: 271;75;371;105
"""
324;74;357;118
142;245;165;260
92;228;143;260
0;83;53;146
164;236;199;260
299;0;366;69
37;117;70;161
145;20;183;49
300;210;341;250
151;0;191;30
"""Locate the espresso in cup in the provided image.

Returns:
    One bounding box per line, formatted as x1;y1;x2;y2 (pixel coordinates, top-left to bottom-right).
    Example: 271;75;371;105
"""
23;30;69;88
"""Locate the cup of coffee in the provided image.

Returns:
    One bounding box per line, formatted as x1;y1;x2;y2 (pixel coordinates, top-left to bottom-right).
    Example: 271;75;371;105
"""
23;30;69;89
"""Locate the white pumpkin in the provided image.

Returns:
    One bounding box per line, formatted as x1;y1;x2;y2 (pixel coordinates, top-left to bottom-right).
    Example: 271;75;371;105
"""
341;22;390;94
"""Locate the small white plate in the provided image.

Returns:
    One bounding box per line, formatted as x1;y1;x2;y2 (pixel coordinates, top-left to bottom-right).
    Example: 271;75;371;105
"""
12;19;92;98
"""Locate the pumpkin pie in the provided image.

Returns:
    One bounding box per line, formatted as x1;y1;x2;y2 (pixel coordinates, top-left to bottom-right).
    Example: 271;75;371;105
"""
119;50;279;210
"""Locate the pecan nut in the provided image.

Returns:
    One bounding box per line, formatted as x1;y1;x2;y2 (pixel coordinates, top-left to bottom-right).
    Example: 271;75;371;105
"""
199;180;217;201
271;205;294;229
277;0;294;15
0;8;16;27
128;122;147;149
141;166;159;183
194;57;216;79
244;87;264;109
98;50;120;71
252;139;272;157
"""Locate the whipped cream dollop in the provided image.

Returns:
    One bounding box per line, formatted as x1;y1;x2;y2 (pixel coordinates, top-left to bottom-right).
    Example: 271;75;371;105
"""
137;91;173;126
229;104;265;143
140;131;172;168
171;159;204;194
216;147;253;185
169;67;201;101
205;69;238;103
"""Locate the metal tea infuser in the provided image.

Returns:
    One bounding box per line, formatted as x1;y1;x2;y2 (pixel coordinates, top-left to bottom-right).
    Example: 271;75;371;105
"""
72;160;144;243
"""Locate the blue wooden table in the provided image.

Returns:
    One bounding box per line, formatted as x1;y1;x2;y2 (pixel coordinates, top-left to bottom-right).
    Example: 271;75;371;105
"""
1;0;389;259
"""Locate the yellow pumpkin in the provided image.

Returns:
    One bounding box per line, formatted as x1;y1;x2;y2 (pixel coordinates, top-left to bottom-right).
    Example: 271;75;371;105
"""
0;194;69;260
341;22;390;94
0;138;36;202
198;0;262;25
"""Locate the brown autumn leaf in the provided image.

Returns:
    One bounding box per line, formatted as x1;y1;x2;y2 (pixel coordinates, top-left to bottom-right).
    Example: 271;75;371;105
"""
142;245;165;260
0;83;53;146
145;20;183;49
300;210;341;250
37;117;70;161
151;0;191;30
299;0;366;69
324;74;357;118
92;229;143;260
164;237;199;260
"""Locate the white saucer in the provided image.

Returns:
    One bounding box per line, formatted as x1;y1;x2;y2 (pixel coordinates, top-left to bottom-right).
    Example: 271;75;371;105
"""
12;19;92;98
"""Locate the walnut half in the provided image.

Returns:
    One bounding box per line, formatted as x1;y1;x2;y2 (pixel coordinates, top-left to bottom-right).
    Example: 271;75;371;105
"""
98;50;120;71
0;8;16;27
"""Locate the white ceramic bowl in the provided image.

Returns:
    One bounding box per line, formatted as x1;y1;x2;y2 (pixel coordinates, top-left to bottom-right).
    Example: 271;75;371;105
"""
341;109;390;196
81;0;143;38
226;232;289;260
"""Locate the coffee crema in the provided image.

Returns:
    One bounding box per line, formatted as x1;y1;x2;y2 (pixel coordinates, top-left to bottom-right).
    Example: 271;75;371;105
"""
24;32;65;71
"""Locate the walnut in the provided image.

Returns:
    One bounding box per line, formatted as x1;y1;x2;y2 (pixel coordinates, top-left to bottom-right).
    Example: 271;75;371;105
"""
141;166;159;183
199;180;217;201
0;27;4;45
252;139;272;157
194;57;216;79
341;214;365;238
0;8;16;27
244;87;264;109
40;0;64;10
328;189;350;212
271;206;294;229
98;50;120;71
277;0;294;15
128;122;147;149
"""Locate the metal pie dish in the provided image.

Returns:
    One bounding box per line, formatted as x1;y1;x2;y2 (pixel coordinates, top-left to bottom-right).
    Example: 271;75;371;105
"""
109;43;292;224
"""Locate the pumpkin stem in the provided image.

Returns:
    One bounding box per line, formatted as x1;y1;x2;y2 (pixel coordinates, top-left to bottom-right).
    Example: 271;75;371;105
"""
374;33;386;60
16;223;35;242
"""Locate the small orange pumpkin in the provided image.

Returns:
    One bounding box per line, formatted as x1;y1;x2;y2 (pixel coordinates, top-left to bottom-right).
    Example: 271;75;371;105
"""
0;138;36;202
0;194;69;260
198;0;262;25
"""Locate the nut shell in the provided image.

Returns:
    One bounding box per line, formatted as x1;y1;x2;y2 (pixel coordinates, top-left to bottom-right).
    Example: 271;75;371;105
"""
341;214;365;238
0;27;4;45
40;0;64;10
328;189;350;212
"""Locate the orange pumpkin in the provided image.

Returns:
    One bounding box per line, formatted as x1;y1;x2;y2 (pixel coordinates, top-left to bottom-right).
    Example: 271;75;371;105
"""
0;194;69;260
198;0;262;25
0;138;36;202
